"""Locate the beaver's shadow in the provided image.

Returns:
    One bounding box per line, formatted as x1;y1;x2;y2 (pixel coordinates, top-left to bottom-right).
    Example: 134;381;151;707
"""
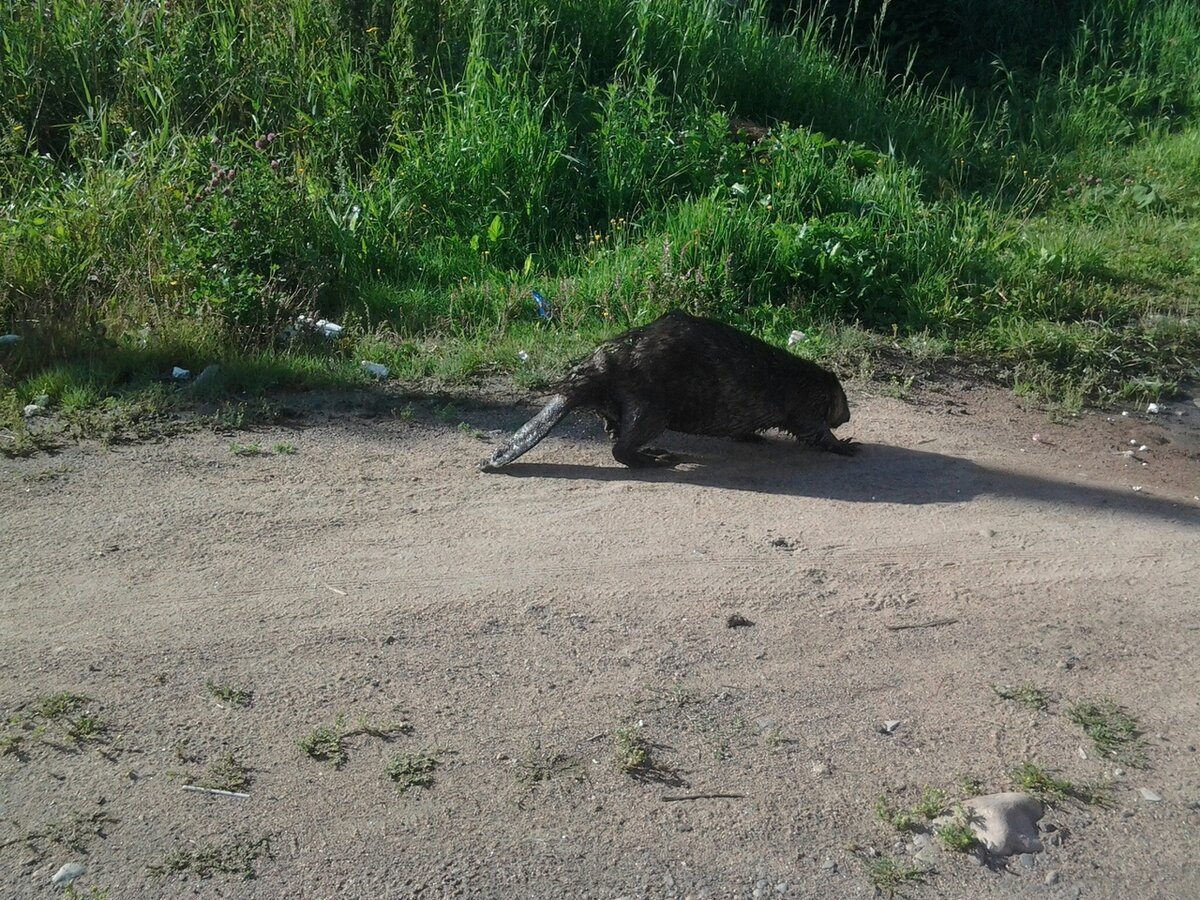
488;433;1198;527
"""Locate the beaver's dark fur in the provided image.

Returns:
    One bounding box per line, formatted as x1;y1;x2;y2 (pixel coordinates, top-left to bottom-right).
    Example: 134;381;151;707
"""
480;311;855;470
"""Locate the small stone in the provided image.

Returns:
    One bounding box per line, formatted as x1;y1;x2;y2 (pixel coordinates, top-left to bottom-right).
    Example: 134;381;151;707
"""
811;761;831;776
726;614;754;628
1139;788;1162;802
1018;852;1036;869
821;858;837;872
775;883;788;894
51;862;86;886
1045;870;1061;885
880;720;901;734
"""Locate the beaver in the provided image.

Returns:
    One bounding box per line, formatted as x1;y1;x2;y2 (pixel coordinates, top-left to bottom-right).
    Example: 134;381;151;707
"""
480;310;856;470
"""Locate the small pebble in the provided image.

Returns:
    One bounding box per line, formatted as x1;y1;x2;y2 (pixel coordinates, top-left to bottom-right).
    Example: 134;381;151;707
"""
880;720;901;734
1018;853;1036;869
1045;871;1061;885
821;858;837;872
775;883;788;894
811;761;831;777
1139;788;1162;802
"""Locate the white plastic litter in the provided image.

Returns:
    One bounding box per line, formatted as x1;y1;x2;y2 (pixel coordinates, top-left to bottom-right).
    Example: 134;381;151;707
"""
517;351;530;362
316;319;343;338
171;366;190;381
1147;403;1161;414
787;330;806;346
51;863;85;886
360;361;388;379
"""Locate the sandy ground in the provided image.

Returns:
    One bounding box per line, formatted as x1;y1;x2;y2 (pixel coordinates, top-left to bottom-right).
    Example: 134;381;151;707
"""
1;379;1198;899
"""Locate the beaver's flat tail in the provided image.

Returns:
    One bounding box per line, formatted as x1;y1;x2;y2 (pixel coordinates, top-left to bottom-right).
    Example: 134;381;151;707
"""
479;394;574;471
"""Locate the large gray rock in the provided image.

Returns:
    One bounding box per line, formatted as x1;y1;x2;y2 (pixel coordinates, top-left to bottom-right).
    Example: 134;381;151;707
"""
941;792;1045;857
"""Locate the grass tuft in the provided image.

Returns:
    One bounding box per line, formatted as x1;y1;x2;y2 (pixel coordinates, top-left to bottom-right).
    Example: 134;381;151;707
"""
1067;698;1146;767
386;751;439;792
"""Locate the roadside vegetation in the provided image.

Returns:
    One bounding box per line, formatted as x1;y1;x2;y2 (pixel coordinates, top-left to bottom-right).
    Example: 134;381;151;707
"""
2;0;1197;444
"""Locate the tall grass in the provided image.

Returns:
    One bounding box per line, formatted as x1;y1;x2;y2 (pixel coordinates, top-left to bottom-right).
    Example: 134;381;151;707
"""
1;0;1197;411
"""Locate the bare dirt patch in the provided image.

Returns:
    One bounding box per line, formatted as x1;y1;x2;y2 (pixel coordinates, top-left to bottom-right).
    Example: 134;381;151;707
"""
2;382;1197;898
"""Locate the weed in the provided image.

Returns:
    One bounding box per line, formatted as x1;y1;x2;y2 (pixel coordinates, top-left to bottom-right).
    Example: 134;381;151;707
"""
151;834;272;879
935;807;979;852
1010;762;1111;806
36;692;88;721
65;713;107;744
859;853;927;898
876;786;947;832
0;731;25;757
1067;699;1146;767
190;752;251;793
229;442;264;457
956;774;985;795
457;421;485;440
515;746;584;788
205;681;253;708
763;726;788;751
298;721;346;767
22;465;75;482
40;810;118;853
297;715;409;768
614;725;649;774
386;751;439;792
272;442;297;455
993;683;1050;711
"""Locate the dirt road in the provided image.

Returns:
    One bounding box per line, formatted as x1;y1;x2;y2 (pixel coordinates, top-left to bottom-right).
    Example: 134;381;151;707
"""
2;381;1198;898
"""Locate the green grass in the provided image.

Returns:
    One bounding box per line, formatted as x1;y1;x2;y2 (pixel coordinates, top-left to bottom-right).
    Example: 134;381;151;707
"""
859;853;927;898
875;786;948;832
1067;698;1146;767
151;834;272;880
297;715;413;769
993;683;1050;711
188;752;251;793
1010;761;1112;806
35;692;88;721
385;751;439;793
297;720;347;768
934;807;979;853
2;0;1198;429
614;725;649;774
205;681;253;708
